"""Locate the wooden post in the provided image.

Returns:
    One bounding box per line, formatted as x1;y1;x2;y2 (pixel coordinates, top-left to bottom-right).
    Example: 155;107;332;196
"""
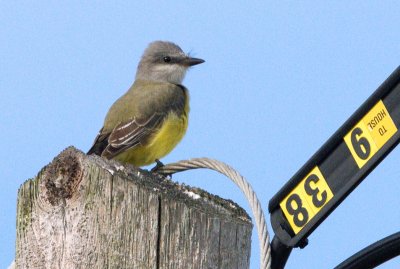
15;147;252;269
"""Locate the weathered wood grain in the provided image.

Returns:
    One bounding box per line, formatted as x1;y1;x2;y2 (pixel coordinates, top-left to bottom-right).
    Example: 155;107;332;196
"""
15;147;252;269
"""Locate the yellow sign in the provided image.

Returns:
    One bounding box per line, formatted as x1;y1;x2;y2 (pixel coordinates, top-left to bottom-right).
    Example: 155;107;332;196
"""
280;166;333;234
344;100;397;168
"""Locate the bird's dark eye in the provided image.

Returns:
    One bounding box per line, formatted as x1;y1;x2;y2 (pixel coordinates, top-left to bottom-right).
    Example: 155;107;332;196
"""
163;56;171;63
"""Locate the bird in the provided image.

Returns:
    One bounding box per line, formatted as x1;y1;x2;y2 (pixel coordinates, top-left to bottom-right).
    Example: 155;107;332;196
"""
87;41;204;167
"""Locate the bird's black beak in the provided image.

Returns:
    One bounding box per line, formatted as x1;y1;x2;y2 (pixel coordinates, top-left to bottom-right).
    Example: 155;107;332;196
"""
182;57;205;67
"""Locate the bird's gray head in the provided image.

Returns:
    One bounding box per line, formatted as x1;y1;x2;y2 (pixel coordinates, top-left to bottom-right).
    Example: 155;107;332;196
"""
135;41;204;84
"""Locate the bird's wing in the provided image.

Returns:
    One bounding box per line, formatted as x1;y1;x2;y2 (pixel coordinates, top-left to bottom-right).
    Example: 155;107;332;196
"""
87;127;109;155
100;112;165;159
87;82;187;159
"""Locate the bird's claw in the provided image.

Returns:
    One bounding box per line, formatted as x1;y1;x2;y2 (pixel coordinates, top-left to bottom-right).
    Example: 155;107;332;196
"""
151;159;172;178
151;159;164;172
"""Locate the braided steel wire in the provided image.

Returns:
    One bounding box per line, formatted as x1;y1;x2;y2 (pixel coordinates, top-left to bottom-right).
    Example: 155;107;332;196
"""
155;157;271;269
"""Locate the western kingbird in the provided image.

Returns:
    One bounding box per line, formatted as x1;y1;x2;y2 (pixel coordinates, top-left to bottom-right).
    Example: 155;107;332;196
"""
87;41;204;167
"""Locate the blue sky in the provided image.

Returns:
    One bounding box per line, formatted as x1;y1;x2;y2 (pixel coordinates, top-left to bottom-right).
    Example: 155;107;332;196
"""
1;2;400;268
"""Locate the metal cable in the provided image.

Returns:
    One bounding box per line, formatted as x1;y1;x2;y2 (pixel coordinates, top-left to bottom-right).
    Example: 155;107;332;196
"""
154;157;271;269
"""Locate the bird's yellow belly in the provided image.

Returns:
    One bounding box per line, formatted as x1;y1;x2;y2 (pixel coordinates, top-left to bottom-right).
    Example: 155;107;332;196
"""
114;112;188;167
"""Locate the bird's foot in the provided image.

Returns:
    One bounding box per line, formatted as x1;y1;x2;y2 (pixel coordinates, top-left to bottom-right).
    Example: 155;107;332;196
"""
151;159;172;178
151;159;165;172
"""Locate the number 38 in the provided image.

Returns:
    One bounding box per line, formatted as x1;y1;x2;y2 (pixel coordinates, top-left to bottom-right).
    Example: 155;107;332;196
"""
285;173;331;229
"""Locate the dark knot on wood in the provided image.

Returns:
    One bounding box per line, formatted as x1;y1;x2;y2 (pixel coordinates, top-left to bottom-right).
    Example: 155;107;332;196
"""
43;146;83;205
